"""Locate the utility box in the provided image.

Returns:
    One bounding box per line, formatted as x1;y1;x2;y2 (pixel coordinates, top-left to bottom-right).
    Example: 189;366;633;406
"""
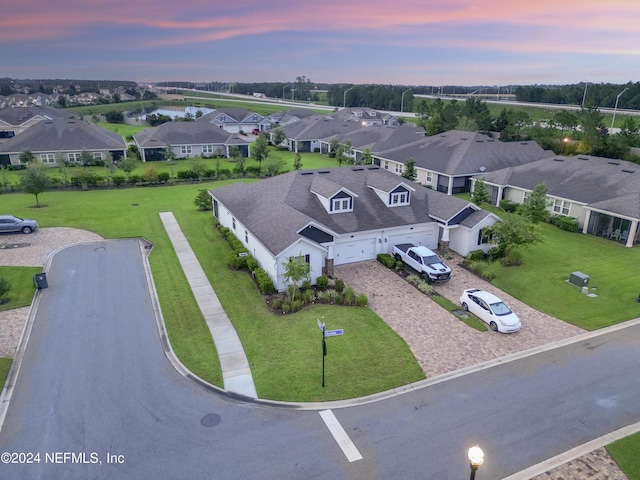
34;272;48;290
569;271;589;288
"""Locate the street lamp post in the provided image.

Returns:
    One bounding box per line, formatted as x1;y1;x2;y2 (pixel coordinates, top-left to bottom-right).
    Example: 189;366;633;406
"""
468;445;484;480
401;89;411;113
611;88;629;129
343;88;352;108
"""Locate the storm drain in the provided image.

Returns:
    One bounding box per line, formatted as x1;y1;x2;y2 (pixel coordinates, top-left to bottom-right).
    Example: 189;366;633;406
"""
201;413;221;427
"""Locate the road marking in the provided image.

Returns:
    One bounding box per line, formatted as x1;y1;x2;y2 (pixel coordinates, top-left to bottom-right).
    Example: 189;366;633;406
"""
319;409;363;462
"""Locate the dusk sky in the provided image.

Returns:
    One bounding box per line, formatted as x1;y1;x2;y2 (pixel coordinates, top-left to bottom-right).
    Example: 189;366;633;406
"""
3;0;639;86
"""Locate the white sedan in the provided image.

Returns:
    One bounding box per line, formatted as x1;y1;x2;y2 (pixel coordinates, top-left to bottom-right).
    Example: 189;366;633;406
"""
460;289;521;333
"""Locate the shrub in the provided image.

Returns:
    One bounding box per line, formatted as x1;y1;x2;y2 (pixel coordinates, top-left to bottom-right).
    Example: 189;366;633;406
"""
549;215;579;232
157;171;171;182
500;199;519;213
395;260;404;270
377;253;396;268
355;294;368;307
291;299;302;312
246;256;259;271
177;169;198;180
112;174;125;186
466;249;487;262
301;279;312;291
332;292;343;304
282;301;292;314
245;165;261;177
318;291;332;303
254;268;275;294
301;289;315;304
502;248;523;266
417;281;433;295
406;274;421;286
316;275;329;290
334;278;345;293
344;287;356;305
271;297;282;310
129;174;143;184
469;260;500;281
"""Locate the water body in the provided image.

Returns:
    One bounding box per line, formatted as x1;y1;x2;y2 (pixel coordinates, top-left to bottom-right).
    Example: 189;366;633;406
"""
136;105;215;120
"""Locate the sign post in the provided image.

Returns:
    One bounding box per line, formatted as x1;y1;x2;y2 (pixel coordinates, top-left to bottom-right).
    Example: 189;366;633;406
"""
317;317;343;388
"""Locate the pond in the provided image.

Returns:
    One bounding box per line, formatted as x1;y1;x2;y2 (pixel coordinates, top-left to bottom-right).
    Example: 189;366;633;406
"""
133;105;215;120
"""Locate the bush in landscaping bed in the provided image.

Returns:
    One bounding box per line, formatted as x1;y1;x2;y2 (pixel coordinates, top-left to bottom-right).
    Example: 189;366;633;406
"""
316;275;329;290
254;268;275;294
334;278;345;293
548;214;579;233
356;294;368;307
466;249;487;262
377;253;396;268
500;199;519;213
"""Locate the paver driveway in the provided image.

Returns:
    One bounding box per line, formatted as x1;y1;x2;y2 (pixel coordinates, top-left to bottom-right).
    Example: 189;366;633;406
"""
335;257;584;377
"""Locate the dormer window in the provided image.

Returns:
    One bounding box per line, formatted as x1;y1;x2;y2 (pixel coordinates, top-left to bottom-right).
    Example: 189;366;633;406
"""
390;192;409;205
332;197;353;212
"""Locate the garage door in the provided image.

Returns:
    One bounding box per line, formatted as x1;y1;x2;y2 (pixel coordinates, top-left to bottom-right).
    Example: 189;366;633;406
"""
334;239;376;265
387;231;436;252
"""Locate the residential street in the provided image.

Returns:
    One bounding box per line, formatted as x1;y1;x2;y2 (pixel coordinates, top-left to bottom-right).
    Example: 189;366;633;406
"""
1;239;639;479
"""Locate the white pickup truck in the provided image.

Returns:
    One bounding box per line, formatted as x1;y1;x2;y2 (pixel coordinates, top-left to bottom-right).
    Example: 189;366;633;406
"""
392;243;452;282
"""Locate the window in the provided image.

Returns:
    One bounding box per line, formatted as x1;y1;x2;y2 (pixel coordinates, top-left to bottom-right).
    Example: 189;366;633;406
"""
478;227;492;245
41;153;55;163
290;254;310;264
202;145;214;154
523;191;530;204
92;152;103;160
68;153;81;163
332;198;352;212
390;192;409;206
181;146;192;155
395;163;403;174
384;161;389;170
553;199;570;215
245;230;248;243
425;171;433;184
232;218;236;230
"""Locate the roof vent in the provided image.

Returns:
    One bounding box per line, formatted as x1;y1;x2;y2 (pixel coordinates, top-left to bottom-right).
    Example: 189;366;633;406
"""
622;169;635;173
608;161;620;165
318;170;330;174
578;156;589;160
351;167;364;171
367;166;380;170
300;171;314;175
554;158;564;162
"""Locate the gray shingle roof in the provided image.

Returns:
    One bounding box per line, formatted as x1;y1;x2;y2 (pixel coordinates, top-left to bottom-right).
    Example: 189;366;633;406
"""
0;118;125;153
376;130;548;175
134;121;251;147
0;106;72;126
211;166;481;256
482;155;640;219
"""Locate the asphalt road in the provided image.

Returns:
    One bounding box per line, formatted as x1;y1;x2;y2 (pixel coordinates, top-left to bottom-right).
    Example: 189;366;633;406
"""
1;239;639;479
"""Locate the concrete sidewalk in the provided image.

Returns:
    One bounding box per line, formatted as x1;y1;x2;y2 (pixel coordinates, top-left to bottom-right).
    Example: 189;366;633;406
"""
159;211;257;398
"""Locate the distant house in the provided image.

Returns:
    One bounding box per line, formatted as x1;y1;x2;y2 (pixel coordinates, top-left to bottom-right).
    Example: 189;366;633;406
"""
370;130;550;195
197;107;265;133
133;121;252;161
0;106;72;143
332;107;398;126
210;166;498;291
478;154;640;247
0;118;127;167
273;114;364;153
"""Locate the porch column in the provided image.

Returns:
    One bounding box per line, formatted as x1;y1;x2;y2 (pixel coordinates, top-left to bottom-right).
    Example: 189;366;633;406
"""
438;226;451;251
582;210;591;235
627;220;638;247
447;176;454;195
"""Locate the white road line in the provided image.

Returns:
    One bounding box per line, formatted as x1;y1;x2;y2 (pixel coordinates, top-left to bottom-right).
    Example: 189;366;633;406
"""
319;409;363;462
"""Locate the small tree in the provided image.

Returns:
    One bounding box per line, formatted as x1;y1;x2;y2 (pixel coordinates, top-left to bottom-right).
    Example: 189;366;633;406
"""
522;183;550;224
118;157;139;181
194;189;213;211
486;214;543;260
251;133;270;164
272;128;286;147
56;154;71;186
263;156;284;177
19;149;35;164
362;148;373;165
20;160;50;207
282;255;311;304
190;158;208;181
293;153;302;170
470;176;490;206
80;150;94;166
402;157;417;181
230;146;245;175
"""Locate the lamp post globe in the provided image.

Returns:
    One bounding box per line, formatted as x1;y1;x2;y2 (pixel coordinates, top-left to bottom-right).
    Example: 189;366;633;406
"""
468;445;484;480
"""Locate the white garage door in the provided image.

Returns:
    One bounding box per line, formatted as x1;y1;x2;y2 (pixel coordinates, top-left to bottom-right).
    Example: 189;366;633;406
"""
387;231;436;252
334;239;376;265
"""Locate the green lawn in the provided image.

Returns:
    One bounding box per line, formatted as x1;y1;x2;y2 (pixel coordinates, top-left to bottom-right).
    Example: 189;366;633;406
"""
608;433;640;480
0;266;43;312
0;358;11;394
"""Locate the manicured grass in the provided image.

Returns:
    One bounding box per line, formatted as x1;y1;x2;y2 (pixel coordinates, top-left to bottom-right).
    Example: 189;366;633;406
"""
607;433;640;480
0;266;43;312
97;122;147;137
0;358;11;392
429;294;488;331
0;183;425;401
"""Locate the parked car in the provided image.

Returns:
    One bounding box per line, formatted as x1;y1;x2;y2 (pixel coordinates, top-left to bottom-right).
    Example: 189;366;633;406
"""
393;243;451;282
0;215;39;234
460;288;521;333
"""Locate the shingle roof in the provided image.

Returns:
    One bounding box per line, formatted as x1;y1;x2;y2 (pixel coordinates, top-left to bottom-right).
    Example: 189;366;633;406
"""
134;121;251;147
482;154;640;219
211;166;481;255
0;106;72;126
279;115;362;140
376;130;548;175
0;118;125;153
